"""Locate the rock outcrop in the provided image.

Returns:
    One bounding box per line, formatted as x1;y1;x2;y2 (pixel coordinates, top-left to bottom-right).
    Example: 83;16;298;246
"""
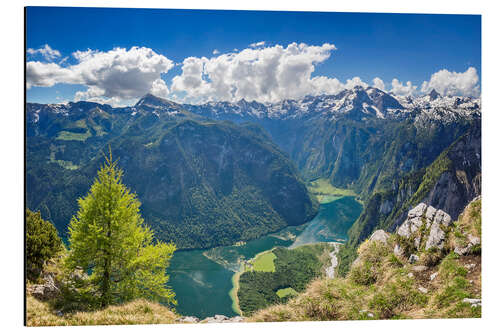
369;230;390;244
27;272;60;301
396;203;452;252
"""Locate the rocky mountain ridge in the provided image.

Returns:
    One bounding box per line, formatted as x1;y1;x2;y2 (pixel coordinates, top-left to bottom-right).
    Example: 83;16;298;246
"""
27;86;480;124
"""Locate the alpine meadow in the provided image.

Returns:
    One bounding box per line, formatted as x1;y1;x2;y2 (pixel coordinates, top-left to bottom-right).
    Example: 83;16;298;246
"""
25;7;482;326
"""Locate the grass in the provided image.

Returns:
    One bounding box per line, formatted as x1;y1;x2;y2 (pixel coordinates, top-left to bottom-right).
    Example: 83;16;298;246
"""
276;288;298;298
26;296;178;326
249;199;482;322
56;130;91;141
252;251;277;272
307;178;357;204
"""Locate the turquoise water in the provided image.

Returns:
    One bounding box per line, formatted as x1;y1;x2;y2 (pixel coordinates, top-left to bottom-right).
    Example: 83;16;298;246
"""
167;196;362;318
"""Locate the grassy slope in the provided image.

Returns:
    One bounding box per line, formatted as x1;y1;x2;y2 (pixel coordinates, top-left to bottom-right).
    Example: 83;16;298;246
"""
252;252;277;272
26;296;178;326
308;178;358;204
249;199;481;322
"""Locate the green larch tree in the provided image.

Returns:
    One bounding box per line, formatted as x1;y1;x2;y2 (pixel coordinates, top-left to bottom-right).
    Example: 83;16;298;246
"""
65;150;176;308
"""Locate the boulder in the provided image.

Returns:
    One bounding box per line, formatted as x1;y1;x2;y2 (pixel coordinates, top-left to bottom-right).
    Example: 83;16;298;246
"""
454;233;481;255
369;230;390;244
408;203;427;218
462;298;481;307
28;273;60;301
425;221;446;250
177;316;200;323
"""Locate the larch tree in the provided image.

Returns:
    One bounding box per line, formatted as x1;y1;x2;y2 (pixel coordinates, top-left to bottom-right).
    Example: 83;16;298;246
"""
65;150;176;308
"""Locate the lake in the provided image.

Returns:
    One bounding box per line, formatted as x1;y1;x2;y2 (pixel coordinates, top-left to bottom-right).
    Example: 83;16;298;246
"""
167;195;362;318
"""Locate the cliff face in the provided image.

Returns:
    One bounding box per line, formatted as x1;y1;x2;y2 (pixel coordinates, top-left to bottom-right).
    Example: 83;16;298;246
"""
338;123;481;275
423;124;481;221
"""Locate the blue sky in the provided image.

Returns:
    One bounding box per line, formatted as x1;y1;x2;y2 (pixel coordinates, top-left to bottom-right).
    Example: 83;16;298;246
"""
26;7;481;105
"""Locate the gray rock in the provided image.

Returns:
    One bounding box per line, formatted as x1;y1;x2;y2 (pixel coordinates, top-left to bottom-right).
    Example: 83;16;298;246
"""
465;263;476;270
425;206;437;226
409;254;419;264
394;244;403;257
425;221;446;250
414;236;421;248
28;273;60;301
408;203;427;218
369;230;390;244
418;287;428;294
454;234;481;256
454;245;470;256
467;234;480;245
214;315;229;321
397;221;411;238
412;265;428;272
178;316;200;323
359;310;374;318
201;314;243;323
430;272;438;281
434;209;452;227
397;216;423;238
407;272;414;278
462;298;481;307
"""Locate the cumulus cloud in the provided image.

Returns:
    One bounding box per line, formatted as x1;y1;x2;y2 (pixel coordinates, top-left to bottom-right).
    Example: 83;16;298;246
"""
27;44;61;61
27;42;481;106
171;42;337;103
150;78;170;98
390;78;418;96
420;67;480;97
27;46;174;105
372;77;385;91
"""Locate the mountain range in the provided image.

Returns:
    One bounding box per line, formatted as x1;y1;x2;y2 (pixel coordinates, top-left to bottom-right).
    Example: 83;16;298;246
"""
26;86;481;260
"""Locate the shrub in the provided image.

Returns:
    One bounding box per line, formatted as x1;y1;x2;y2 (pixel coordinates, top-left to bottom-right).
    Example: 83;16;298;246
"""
26;209;63;281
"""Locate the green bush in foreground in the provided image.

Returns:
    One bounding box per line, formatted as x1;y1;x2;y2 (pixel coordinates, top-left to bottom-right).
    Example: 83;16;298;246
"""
65;150;176;308
26;209;63;281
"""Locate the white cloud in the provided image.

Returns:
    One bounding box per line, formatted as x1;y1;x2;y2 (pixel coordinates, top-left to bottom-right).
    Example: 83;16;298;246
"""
372;77;385;91
27;44;61;61
27;46;174;105
27;43;481;106
150;78;170;98
420;67;480;97
171;42;337;103
249;41;266;48
390;78;418;96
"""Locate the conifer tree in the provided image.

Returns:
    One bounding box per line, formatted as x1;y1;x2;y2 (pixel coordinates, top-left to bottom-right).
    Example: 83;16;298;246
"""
65;150;176;307
26;209;62;281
